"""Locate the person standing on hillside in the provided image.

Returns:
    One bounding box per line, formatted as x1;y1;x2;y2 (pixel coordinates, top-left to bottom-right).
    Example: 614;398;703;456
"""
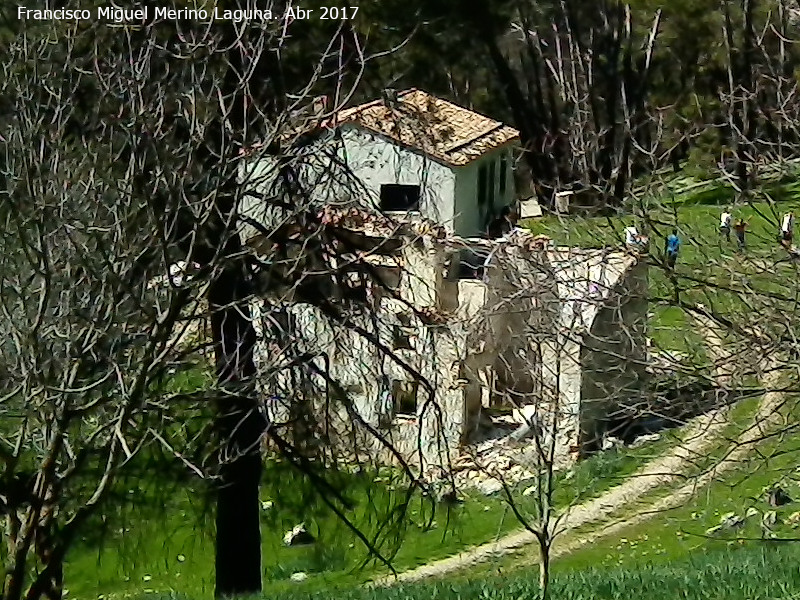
779;212;794;249
734;219;748;251
719;208;732;243
665;228;681;269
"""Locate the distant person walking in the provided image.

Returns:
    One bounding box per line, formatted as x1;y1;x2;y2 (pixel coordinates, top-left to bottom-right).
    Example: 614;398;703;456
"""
719;208;732;243
624;224;639;248
780;212;794;249
665;228;681;269
733;219;748;250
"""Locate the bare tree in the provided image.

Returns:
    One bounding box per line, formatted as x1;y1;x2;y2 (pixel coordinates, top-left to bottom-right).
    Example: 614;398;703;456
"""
0;21;219;599
456;0;662;208
1;5;451;598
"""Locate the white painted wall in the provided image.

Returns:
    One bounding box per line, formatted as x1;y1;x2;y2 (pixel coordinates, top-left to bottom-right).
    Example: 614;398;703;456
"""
453;148;516;237
337;126;456;227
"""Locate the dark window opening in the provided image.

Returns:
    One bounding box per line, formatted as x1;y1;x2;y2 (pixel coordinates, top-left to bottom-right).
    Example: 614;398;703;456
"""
499;155;508;195
488;160;496;208
392;325;413;350
477;165;488;206
392;380;419;416
380;184;420;211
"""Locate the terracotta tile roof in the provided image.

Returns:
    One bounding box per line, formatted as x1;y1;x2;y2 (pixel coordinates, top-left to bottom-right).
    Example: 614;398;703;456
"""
334;89;519;167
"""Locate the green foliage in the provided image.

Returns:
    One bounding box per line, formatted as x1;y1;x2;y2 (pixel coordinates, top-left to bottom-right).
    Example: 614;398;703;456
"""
553;432;678;508
139;541;800;600
64;458;514;597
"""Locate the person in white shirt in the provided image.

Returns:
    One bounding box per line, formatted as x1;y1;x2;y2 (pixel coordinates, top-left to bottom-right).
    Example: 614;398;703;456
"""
719;209;732;243
624;225;639;248
778;212;794;249
783;212;794;237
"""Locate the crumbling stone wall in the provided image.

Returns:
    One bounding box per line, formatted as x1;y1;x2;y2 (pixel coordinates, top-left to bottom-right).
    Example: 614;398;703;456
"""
250;222;648;475
580;259;649;450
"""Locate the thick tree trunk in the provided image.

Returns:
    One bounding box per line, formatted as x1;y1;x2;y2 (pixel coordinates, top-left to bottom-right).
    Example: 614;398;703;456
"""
204;4;274;591
209;235;264;597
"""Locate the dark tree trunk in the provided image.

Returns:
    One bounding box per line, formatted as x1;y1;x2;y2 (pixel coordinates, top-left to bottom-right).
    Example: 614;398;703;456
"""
209;234;265;597
203;56;264;596
204;3;280;592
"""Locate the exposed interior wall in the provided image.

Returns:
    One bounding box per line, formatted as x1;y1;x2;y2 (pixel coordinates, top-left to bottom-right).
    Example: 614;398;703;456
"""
541;336;582;463
251;228;648;474
399;238;445;309
238;128;457;238
482;245;560;409
238;133;517;243
237;153;281;243
579;260;649;450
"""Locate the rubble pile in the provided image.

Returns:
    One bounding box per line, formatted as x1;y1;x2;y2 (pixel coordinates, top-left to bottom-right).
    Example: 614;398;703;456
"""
450;439;539;495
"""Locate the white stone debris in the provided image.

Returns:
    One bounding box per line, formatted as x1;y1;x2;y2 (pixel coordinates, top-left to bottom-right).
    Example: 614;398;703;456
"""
283;524;315;547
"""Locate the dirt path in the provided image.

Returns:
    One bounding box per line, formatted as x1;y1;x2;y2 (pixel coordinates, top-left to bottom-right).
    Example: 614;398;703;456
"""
692;309;747;388
551;359;787;559
373;407;731;585
372;313;764;586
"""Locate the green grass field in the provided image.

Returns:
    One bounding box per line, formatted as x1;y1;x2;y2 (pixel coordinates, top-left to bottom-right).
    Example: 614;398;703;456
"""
64;428;674;598
526;179;800;357
274;542;800;600
556;420;800;575
261;398;800;600
146;542;800;600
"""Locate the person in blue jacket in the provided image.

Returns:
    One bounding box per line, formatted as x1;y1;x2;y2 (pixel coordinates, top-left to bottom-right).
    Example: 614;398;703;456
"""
665;228;681;269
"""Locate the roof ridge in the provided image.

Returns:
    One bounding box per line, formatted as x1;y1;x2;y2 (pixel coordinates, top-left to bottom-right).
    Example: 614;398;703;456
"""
444;122;505;154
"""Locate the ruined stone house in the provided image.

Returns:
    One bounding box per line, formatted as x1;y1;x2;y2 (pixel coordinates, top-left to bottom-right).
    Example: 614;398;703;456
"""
237;89;646;474
246;208;648;473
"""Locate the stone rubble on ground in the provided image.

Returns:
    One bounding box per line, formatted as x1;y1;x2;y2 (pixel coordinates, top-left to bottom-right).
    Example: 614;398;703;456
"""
630;432;661;448
283;523;315;547
448;436;544;495
436;410;667;495
425;408;666;496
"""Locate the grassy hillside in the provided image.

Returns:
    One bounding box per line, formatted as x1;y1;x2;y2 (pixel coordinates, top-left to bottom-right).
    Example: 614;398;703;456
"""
64;431;673;598
525;183;800;360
